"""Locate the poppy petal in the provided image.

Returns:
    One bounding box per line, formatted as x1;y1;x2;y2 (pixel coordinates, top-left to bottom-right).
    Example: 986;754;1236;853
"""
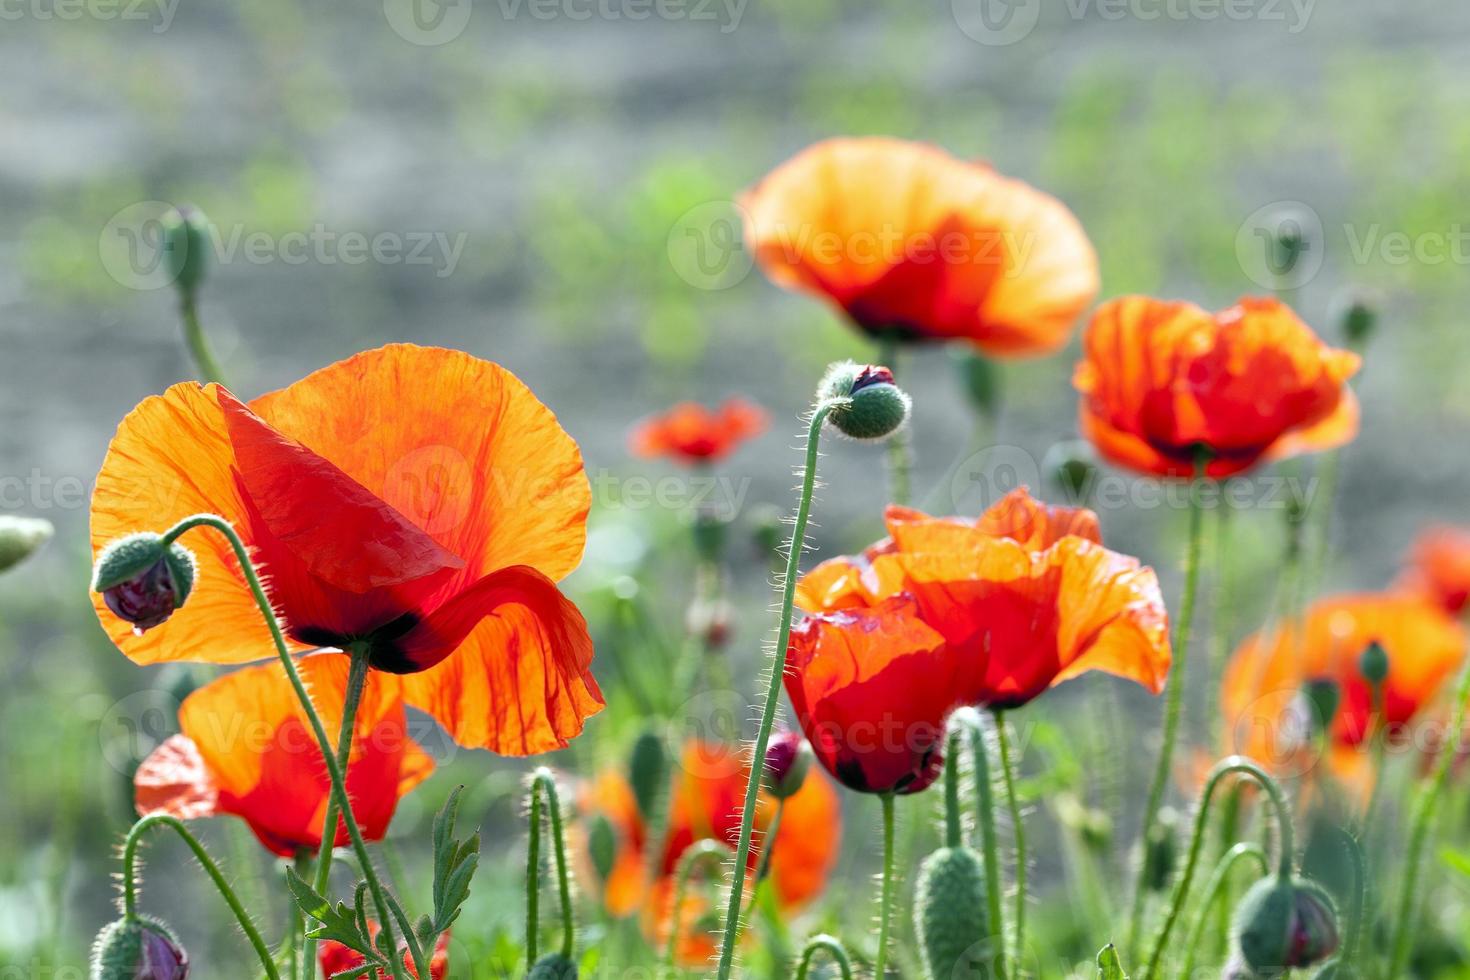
392;565;603;753
134;734;220;822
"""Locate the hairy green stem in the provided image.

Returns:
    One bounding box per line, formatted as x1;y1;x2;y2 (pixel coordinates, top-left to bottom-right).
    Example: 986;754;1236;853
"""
666;839;732;969
122;814;280;980
875;793;897;979
965;716;1007;979
796;934;855;980
943;731;963;849
712;401;840;980
179;293;226;386
747;799;786;919
993;712;1026;967
1179;843;1269;978
526;768;576;963
161;515;409;980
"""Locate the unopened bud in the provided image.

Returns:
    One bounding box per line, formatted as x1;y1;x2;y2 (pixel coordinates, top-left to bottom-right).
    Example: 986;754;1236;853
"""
1302;678;1341;737
914;846;993;980
1336;291;1378;348
161;206;211;297
90;916;189;980
1358;641;1389;687
0;515;53;573
689;506;729;564
1142;807;1181;892
953;349;1001;419
1233;876;1340;972
587;814;617;883
528;953;577;980
1056;792;1112;852
817;361;911;441
761;729;812;800
628;729;668;822
93;533;196;634
1044;441;1097;503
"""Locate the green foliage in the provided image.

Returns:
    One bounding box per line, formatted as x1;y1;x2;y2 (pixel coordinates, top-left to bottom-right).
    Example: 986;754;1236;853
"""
285;870;385;966
432;785;482;935
1096;944;1128;979
914;847;991;980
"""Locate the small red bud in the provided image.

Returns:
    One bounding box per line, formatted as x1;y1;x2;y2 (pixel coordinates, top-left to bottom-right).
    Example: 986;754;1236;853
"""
762;729;813;799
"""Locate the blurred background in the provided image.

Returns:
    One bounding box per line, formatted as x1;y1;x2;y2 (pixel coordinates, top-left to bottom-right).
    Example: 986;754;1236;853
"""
3;0;1469;974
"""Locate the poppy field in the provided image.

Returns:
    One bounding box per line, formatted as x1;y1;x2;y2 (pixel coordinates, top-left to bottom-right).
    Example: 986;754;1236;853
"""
3;4;1470;980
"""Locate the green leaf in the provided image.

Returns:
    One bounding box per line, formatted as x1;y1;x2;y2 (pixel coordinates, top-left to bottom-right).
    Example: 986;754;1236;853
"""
1097;944;1129;979
432;785;482;933
284;867;382;961
1440;846;1470;879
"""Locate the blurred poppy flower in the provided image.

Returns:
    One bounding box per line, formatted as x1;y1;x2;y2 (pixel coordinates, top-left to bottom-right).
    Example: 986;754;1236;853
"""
90;344;601;753
1399;525;1470;616
134;654;433;856
629;398;768;465
1073;296;1361;478
787;488;1170;793
1221;593;1466;790
580;739;839;964
742;137;1098;356
319;925;450;980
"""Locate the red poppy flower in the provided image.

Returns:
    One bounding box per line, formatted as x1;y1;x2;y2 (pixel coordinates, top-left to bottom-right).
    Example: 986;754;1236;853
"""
741;137;1099;356
787;488;1170;793
134;653;433;856
1073;296;1361;478
319;925;450;980
581;739;839;964
90;345;602;753
629;398;768;464
1221;593;1466;787
1399;525;1470;616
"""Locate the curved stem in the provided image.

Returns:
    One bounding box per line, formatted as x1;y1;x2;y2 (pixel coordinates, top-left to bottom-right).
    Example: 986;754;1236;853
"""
712;401;839;980
303;647;371;979
122;814;280;980
160;515;409;980
965;716;1007;979
876;340;911;506
666;839;732;969
874;793;897;980
796;934;855;980
993;712;1026;967
179;292;226;386
1142;756;1294;980
1179;843;1269;978
1388;637;1470;976
1128;454;1209;958
526;768;576;962
1336;828;1368;968
943;731;963;849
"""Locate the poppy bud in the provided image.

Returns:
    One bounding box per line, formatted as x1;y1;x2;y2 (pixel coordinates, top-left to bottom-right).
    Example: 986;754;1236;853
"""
761;729;813;800
1043;440;1098;504
952;349;1001;419
817;361;911;442
914;846;994;980
1232;876;1340;973
90;915;189;980
1141;806;1180;892
1358;641;1389;686
93;533;197;634
587;813;617;884
1056;792;1112;852
1337;292;1377;348
628;729;668;822
689;506;729;564
685;597;732;650
1302;678;1341;737
528;952;578;980
161;205;211;297
0;515;53;573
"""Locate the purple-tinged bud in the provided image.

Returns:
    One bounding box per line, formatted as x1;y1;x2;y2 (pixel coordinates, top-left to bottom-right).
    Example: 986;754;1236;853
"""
762;729;813;799
91;916;189;979
1233;876;1340;973
817;361;911;441
93;533;196;635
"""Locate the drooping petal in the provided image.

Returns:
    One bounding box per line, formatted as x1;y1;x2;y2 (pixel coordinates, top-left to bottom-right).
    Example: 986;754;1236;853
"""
391;566;602;753
249;344;591;589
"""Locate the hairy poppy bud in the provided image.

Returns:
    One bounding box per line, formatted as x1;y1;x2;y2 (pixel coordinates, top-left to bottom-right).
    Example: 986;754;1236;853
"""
1142;806;1180;892
953;349;1001;419
1043;440;1098;503
528;952;578;980
1233;876;1340;972
93;533;197;634
1302;678;1341;737
587;813;617;883
914;846;993;980
0;515;53;573
161;205;211;297
91;916;189;980
628;729;668;822
761;729;813;800
1358;641;1389;687
817;361;911;441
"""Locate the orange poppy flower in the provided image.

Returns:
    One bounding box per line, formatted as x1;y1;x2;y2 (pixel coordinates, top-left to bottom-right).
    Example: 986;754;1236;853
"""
1073;296;1361;478
629;398;768;465
319;925;450;980
90;344;602;753
741;137;1099;356
134;653;433;856
1399;525;1470;616
1220;594;1466;788
788;488;1170;793
581;739;840;964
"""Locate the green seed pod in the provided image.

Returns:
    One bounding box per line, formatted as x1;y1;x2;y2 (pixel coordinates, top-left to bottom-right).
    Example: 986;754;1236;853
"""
90;915;189;979
161;205;211;297
1302;678;1341;737
914;846;993;980
0;515;53;573
1337;291;1377;348
628;729;668;822
1358;641;1389;687
1043;440;1097;504
817;361;911;442
527;952;578;980
1232;876;1340;973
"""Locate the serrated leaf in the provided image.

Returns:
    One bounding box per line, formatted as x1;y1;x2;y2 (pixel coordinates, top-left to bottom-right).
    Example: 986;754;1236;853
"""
1097;944;1129;979
285;867;380;958
431;786;482;933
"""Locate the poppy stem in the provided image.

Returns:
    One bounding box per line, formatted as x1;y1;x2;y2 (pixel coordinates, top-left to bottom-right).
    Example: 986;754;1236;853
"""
992;711;1026;969
1178;842;1269;979
1387;636;1470;976
1141;756;1294;980
179;291;226;386
665;839;732;969
526;768;576;963
795;934;854;980
875;792;897;979
159;514;412;980
712;399;842;980
962;714;1007;978
1128;452;1209;959
943;731;963;849
748;799;786;910
121;813;281;980
877;340;911;505
302;645;371;980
